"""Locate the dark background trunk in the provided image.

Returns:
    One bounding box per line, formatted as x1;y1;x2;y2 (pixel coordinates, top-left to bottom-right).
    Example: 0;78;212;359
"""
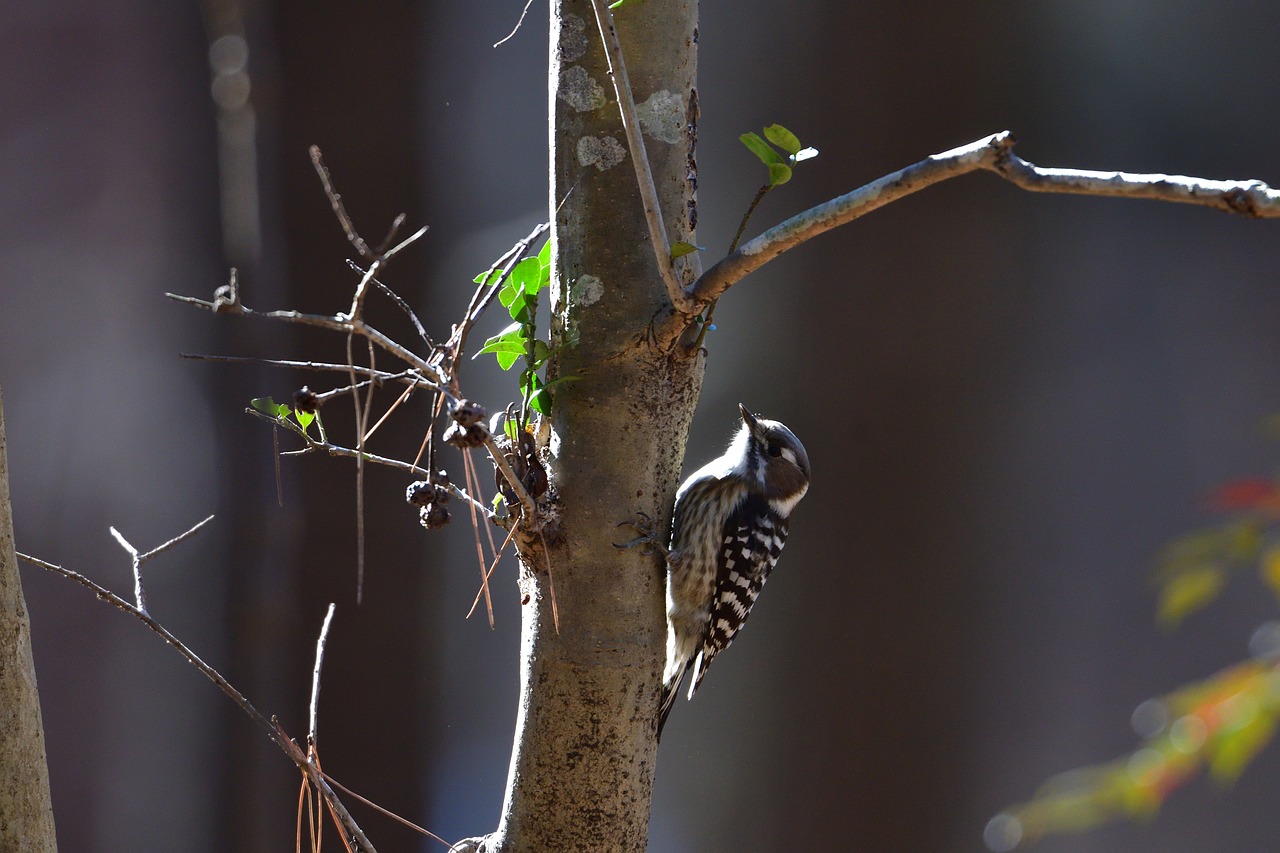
4;2;1280;851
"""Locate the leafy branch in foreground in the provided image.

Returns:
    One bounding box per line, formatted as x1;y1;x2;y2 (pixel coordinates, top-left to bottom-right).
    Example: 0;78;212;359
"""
988;442;1280;850
475;237;578;421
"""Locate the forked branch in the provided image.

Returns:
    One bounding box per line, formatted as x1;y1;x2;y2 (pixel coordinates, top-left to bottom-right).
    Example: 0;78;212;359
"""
687;130;1280;305
17;549;379;852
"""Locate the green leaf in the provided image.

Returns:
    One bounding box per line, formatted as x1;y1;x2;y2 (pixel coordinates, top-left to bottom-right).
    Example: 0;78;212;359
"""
504;417;519;440
767;163;793;186
294;408;315;433
739;132;785;167
670;241;705;259
537;237;551;270
1157;567;1226;628
478;325;527;371
528;374;580;413
250;397;290;418
511;257;543;295
763;124;802;155
474;267;505;286
532;339;551;365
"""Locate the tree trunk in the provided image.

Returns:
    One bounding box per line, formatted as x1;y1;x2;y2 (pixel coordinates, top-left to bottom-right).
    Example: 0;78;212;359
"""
485;3;702;849
0;388;59;852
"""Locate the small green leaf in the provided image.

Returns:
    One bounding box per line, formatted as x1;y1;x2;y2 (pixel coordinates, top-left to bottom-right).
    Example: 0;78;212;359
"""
504;417;519;440
527;376;580;416
498;282;519;308
793;146;819;163
670;241;705;259
767;163;793;186
492;492;505;508
509;294;532;323
294;408;315;433
532;339;551;365
537;238;551;270
251;397;290;418
763;124;802;155
478;326;527;371
511;257;543;295
474;267;505;286
739;132;785;167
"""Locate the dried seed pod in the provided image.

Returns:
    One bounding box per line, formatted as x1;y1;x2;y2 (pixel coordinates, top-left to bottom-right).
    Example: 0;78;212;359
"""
443;420;486;449
405;480;433;508
293;386;319;413
419;503;451;529
451;399;488;427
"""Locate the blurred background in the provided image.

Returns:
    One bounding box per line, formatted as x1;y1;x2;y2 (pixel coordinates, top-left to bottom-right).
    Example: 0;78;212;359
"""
4;1;1280;850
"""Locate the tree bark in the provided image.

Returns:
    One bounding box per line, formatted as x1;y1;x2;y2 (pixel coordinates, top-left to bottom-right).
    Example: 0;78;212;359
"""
484;3;702;849
0;388;59;852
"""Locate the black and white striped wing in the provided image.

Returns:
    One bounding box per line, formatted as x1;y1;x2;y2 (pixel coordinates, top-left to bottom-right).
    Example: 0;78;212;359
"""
688;494;789;697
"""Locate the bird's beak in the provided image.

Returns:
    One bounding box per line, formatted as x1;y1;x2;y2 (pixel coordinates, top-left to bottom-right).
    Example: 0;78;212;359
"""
738;403;760;434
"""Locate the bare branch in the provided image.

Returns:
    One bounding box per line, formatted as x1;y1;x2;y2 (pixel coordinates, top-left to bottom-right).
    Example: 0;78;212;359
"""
493;0;537;48
17;552;378;852
310;145;372;259
166;293;451;392
309;603;337;744
181;353;408;384
687;130;1280;304
249;409;495;520
587;0;698;315
109;515;215;614
139;514;216;561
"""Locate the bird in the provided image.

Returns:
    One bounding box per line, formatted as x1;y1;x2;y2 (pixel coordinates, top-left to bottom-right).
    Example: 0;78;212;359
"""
658;403;810;735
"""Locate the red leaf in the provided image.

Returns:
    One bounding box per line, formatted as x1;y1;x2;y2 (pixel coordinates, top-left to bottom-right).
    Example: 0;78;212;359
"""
1209;478;1278;512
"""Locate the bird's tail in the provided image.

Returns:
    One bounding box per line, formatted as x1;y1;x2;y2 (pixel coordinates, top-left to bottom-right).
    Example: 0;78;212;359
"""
656;664;688;739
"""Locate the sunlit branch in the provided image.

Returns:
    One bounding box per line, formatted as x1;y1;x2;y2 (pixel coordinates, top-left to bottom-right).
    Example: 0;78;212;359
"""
688;130;1280;305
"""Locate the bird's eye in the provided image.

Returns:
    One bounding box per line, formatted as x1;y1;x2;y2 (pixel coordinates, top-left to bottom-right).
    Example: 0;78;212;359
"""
767;443;782;458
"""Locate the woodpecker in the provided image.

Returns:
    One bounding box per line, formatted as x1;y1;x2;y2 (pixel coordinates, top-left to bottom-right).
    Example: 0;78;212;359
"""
659;403;810;735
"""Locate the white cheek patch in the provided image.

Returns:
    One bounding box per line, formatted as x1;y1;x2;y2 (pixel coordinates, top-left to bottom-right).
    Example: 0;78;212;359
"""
780;447;797;466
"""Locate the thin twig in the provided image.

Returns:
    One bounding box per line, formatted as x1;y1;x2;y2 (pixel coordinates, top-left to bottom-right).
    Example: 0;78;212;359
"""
447;222;548;390
109;515;215;614
309;603;337;745
467;523;520;619
165;294;451;392
108;526;145;614
493;0;537;48
478;425;539;526
344;265;434;350
346;334;370;604
180;353;414;384
311;145;372;258
687;130;1280;305
362;380;417;443
318;769;453;848
17;552;378;853
247;409;494;519
539;529;560;635
461;449;494;628
587;0;696;314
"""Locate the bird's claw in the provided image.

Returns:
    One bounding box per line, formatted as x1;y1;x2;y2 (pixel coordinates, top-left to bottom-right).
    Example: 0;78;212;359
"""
614;512;670;560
